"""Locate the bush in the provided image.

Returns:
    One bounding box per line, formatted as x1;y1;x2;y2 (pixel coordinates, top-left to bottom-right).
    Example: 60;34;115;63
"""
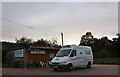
27;61;42;68
2;63;14;68
13;60;25;68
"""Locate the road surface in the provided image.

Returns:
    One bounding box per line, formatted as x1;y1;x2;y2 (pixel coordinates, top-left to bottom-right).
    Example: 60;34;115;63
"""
2;64;120;77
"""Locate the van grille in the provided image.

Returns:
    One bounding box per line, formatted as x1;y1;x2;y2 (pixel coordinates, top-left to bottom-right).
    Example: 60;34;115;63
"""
52;62;59;65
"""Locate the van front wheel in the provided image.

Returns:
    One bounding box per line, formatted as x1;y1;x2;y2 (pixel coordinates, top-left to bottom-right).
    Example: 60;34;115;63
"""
87;62;91;68
67;64;73;71
54;68;58;71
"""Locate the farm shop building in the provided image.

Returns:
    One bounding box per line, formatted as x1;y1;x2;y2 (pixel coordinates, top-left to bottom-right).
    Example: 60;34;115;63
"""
11;46;60;67
27;46;60;67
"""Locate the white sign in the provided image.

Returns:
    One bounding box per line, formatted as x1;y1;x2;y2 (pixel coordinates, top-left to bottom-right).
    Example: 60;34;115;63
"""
15;49;24;57
31;50;45;54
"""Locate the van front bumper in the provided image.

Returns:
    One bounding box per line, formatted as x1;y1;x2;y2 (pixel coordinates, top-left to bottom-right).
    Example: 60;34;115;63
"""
49;64;68;69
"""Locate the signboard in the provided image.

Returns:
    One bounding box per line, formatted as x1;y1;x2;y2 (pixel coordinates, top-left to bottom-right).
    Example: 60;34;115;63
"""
15;49;24;57
31;50;45;54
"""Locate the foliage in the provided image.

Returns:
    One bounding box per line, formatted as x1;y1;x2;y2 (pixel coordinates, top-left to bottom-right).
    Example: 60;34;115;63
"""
5;51;14;64
80;32;120;58
2;42;18;63
33;38;51;46
13;60;25;68
15;36;33;47
80;32;94;45
33;38;59;47
27;61;42;68
94;58;120;64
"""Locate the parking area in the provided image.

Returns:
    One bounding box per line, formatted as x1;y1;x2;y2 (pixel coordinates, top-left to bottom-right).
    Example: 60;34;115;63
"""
2;64;119;76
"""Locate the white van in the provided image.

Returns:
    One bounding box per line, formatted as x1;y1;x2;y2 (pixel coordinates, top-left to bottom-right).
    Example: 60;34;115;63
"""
49;45;93;71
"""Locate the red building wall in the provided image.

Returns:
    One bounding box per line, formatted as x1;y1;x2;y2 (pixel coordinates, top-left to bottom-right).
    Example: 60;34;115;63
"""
26;46;60;67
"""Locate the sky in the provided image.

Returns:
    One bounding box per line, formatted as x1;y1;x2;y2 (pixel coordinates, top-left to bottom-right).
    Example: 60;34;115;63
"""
1;2;118;45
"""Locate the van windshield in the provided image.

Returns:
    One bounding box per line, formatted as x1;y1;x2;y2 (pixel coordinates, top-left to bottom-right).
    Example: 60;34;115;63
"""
56;49;72;57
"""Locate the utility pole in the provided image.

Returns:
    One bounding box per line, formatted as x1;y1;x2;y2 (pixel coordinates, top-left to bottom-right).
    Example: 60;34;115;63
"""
61;33;64;47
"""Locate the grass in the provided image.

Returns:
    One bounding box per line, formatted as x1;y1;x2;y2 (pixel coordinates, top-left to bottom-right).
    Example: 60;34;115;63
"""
94;58;120;65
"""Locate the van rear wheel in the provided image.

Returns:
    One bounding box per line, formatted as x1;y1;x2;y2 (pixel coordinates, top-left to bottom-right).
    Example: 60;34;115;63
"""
87;62;91;68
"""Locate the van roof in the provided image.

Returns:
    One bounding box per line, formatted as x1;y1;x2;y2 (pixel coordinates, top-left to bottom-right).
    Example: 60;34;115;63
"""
63;45;91;49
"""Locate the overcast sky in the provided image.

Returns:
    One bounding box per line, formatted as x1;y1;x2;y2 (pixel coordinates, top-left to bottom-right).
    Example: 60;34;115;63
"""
2;2;118;45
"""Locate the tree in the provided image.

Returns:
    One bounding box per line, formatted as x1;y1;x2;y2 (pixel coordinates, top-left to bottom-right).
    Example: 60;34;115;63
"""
15;36;32;47
33;38;59;47
51;38;59;47
117;33;120;56
100;36;112;47
109;33;120;57
80;32;94;46
2;42;17;63
33;38;51;46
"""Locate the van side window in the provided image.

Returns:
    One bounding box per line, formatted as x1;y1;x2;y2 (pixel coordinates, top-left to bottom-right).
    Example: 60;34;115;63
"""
70;50;76;57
